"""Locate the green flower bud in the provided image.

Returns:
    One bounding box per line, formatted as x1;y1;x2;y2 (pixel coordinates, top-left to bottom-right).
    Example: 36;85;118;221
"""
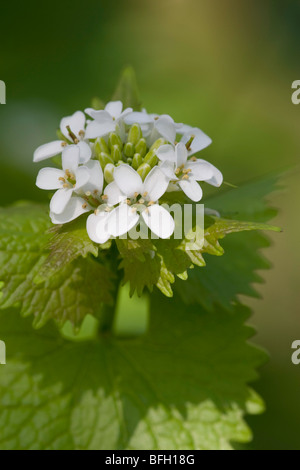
144;149;158;168
137;163;151;180
95;137;109;156
91;97;105;110
111;144;122;163
127;158;133;166
135;138;147;158
150;138;167;152
108;132;123;151
104;163;115;184
99;152;114;169
127;123;142;145
132;153;143;170
124;142;135;158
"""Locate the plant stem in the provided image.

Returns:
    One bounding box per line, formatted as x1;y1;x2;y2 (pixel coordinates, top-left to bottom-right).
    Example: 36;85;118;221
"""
100;302;117;335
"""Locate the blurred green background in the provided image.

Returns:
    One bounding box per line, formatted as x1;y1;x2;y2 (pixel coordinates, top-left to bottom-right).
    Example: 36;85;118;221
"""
1;0;299;450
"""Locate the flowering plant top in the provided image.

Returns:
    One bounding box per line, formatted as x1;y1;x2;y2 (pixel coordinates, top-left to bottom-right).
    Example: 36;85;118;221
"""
34;102;223;243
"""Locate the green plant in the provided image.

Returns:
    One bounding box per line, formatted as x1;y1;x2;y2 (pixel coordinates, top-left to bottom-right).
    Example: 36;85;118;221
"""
0;69;281;450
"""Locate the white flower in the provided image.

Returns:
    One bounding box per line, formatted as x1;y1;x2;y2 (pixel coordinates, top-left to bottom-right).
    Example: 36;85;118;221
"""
85;180;127;244
34;111;91;164
177;124;212;156
36;146;101;217
50;197;92;225
51;163;120;228
85;101;133;139
124;111;177;145
87;164;175;242
86;207;112;245
156;142;223;202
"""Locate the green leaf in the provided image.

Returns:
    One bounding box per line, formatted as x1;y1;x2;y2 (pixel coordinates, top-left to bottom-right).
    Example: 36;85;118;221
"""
0;294;266;450
176;174;282;310
207;172;282;222
116;239;174;297
0;204;114;329
35;216;101;283
176;231;271;311
112;66;142;111
116;216;279;298
202;217;280;257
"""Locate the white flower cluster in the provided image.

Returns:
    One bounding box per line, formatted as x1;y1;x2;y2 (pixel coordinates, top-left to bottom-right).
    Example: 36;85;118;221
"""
34;101;223;243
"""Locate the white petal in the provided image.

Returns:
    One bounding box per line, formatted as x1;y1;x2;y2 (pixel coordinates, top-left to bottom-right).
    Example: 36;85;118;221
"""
84;109;112;122
179;179;203;202
159;161;178;180
85;120;115;139
176;123;193;135
147;112;158;119
36;168;65;190
144;167;169;202
50;188;73;214
118;107;133;121
105;101;123;119
145;127;161;147
175;142;188;167
84;107;95;118
124;112;153;125
78;160;104;195
155;115;176;143
33;140;64;162
104;182;126;206
195;159;223;187
156;144;176;163
86;212;111;244
142;204;175;239
60;111;86;140
181;128;212;155
50;197;91;224
74;166;90;191
187;161;214;181
62;146;79;174
140;124;153;138
113;164;143;197
107;204;139;237
77;141;92;163
175;123;194;135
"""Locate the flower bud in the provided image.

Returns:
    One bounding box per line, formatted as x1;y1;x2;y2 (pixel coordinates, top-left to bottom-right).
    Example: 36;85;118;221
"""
111;144;122;163
127;123;142;145
150;138;166;152
135;138;147;158
127;157;133;166
108;132;123;151
144;149;158;167
95;137;109;156
132;153;143;170
124;142;135;158
137;163;151;180
91;97;105;110
104;163;115;184
99;152;114;169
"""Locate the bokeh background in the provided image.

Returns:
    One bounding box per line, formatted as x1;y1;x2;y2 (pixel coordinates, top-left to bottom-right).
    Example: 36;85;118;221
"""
1;0;299;450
